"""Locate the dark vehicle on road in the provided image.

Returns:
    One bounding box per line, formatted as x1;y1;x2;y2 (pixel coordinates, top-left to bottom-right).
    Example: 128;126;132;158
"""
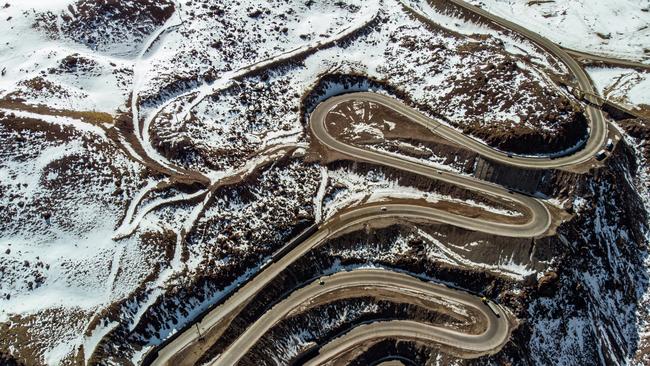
481;296;501;318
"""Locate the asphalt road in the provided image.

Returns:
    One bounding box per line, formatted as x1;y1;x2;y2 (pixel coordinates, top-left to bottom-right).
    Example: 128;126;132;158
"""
445;0;608;166
564;48;650;71
151;195;531;366
314;91;604;169
214;269;510;366
151;103;548;366
149;1;614;364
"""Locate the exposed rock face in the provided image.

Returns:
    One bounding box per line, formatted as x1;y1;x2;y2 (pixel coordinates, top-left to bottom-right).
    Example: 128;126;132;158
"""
0;351;21;366
536;271;559;297
2;0;649;364
498;142;649;365
619;118;650;180
183;140;649;366
465;111;588;156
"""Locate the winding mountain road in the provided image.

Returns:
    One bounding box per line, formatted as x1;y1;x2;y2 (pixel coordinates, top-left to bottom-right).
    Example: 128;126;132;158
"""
148;1;615;365
213;269;510;366
314;91;604;169
149;93;550;365
151;195;532;366
410;0;609;168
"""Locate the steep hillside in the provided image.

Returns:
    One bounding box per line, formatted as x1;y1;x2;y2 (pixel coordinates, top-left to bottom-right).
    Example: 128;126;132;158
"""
0;0;648;365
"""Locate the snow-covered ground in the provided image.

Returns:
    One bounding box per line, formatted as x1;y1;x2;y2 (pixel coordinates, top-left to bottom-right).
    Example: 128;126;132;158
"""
587;67;650;107
0;0;574;362
468;0;650;62
0;112;148;363
0;1;147;114
1;0;647;365
323;167;523;220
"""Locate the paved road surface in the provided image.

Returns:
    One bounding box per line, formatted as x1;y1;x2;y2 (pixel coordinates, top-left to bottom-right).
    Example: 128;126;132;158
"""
313;91;603;169
149;0;617;364
564;48;650;71
213;269;510;365
445;0;608;165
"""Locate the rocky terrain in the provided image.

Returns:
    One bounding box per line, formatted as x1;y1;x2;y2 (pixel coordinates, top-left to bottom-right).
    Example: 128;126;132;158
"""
0;0;649;365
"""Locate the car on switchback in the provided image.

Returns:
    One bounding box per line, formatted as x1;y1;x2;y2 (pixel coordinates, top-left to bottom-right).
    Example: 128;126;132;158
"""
481;296;501;318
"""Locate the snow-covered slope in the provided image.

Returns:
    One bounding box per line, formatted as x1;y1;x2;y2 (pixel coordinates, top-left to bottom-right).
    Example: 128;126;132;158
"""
587;67;650;107
1;0;649;365
0;111;147;364
468;0;650;61
0;0;168;115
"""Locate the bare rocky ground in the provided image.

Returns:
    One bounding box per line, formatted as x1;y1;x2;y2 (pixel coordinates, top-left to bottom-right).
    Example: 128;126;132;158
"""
188;137;648;366
147;3;586;176
325;100;479;174
0;0;649;365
